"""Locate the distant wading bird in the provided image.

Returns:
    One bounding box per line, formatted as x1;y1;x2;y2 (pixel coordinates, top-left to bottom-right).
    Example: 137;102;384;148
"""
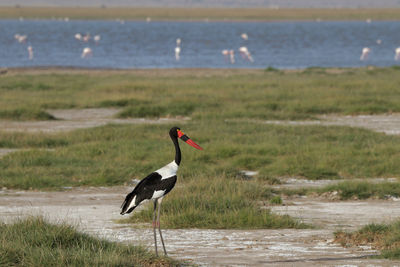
222;49;235;64
120;127;203;255
27;46;33;60
175;38;181;61
395;47;400;61
360;47;371;61
81;47;92;58
239;46;254;62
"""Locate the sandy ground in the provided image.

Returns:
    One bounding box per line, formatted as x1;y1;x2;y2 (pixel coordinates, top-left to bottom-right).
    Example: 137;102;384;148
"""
2;111;400;266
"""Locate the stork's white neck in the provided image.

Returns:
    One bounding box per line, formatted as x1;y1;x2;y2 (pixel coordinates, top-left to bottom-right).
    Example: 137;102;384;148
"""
156;160;179;180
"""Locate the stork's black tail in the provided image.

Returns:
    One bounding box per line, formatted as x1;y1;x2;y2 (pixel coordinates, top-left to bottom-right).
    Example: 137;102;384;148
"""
120;190;138;215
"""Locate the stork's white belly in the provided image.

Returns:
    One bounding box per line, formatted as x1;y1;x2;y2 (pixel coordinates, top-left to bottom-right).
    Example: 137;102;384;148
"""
152;190;166;199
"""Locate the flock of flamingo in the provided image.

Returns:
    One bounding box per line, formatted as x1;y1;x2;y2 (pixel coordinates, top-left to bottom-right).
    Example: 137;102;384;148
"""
221;33;254;64
360;44;400;61
12;18;400;64
14;27;256;64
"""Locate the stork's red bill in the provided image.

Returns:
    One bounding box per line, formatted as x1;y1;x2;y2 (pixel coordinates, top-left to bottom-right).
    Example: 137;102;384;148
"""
177;130;203;150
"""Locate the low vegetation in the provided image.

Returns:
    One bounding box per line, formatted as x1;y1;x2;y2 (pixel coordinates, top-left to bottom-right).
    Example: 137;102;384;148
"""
1;68;400;121
335;220;400;259
0;216;179;266
1;68;400;231
318;181;400;200
1;7;400;21
121;177;306;229
281;180;400;200
1;122;400;189
0;68;400;186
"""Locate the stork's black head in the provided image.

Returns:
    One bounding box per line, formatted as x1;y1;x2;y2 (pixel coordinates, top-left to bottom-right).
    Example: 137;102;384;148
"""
169;126;181;139
169;126;203;150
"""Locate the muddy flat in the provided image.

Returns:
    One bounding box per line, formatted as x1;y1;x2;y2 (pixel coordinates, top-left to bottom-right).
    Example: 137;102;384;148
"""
1;186;400;266
0;108;189;133
2;113;400;265
260;114;400;135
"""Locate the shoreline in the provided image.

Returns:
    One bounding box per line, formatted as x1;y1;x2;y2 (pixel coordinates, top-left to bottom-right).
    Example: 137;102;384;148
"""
1;7;400;21
4;17;400;23
0;66;391;77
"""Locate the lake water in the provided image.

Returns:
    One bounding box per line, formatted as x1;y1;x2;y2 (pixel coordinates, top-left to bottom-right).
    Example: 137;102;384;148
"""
1;19;400;69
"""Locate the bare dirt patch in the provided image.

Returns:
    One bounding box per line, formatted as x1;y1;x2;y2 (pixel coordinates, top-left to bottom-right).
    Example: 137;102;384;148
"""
0;148;20;158
272;177;398;190
0;108;189;133
1;187;400;266
259;113;400;135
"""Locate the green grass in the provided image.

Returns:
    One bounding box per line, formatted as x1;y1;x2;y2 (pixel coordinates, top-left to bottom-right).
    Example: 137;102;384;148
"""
2;68;400;121
1;68;400;190
0;216;179;266
1;122;400;190
2;7;400;21
1;68;400;229
335;220;400;259
121;177;306;229
0;108;56;121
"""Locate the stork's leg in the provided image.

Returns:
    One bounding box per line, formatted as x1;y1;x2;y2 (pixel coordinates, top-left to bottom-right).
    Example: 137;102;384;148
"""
157;198;167;256
152;200;158;256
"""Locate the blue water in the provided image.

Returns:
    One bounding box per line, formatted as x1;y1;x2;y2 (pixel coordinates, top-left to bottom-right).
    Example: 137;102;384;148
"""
1;19;400;69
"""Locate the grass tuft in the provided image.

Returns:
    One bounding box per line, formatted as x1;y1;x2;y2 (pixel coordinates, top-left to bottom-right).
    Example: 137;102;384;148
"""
0;109;56;121
0;216;179;266
319;181;400;200
334;220;400;259
121;177;308;229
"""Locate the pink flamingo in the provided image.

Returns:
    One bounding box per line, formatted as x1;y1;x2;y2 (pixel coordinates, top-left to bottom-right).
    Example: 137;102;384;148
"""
27;46;33;60
222;49;235;64
239;46;254;62
93;35;101;44
395;47;400;61
14;34;27;43
222;49;229;61
81;47;92;58
82;33;90;42
175;47;181;61
74;33;82;41
229;50;235;64
175;38;181;61
360;47;371;61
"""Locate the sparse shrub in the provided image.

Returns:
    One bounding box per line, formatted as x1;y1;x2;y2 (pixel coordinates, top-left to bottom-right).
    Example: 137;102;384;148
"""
269;195;283;205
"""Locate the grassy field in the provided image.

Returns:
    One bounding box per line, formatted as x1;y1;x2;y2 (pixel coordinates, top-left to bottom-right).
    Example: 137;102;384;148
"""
0;216;179;266
1;7;400;21
1;67;400;229
2;67;400;121
1;68;400;186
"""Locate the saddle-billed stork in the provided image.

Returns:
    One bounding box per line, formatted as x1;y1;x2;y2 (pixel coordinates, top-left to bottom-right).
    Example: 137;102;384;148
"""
120;126;203;255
